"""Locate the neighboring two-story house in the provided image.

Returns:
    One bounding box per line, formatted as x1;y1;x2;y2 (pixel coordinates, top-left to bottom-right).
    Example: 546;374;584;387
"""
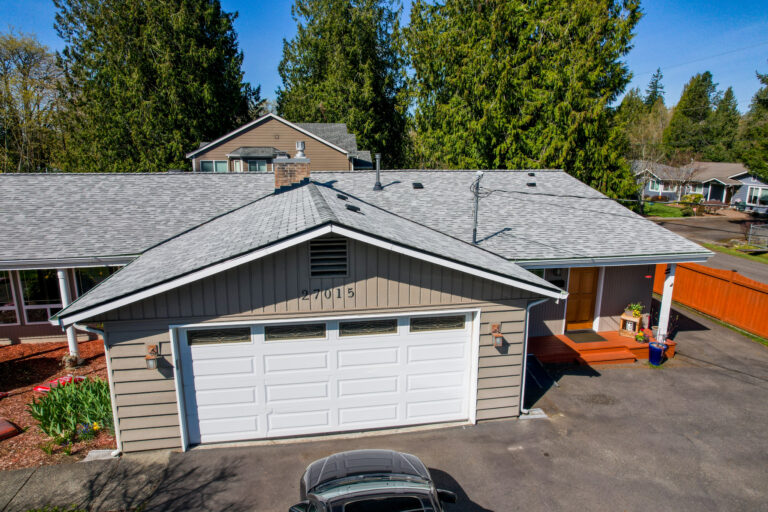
186;113;373;172
633;160;768;214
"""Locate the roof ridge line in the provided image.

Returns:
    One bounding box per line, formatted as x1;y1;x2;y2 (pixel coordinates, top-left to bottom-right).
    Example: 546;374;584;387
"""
307;183;339;223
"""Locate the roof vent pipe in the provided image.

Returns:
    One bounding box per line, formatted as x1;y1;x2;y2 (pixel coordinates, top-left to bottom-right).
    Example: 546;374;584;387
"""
373;153;382;191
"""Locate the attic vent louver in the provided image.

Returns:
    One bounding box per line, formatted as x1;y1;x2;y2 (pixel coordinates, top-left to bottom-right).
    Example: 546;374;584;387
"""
345;204;360;213
310;239;348;277
526;182;536;187
412;182;424;189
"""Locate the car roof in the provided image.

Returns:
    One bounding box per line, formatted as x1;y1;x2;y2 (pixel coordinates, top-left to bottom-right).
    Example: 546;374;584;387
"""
304;450;430;491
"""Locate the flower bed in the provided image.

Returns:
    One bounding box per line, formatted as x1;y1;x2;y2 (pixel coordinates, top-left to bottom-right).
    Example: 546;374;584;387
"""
0;340;116;470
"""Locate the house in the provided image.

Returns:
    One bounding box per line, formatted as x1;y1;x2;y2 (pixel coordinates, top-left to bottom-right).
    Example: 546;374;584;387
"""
633;160;768;213
0;161;710;453
185;113;373;172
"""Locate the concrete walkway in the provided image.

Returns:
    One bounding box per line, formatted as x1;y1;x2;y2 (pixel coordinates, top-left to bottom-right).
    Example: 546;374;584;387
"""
2;307;767;512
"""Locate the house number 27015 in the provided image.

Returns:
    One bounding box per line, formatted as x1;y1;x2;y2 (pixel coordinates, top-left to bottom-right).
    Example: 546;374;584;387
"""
301;287;355;300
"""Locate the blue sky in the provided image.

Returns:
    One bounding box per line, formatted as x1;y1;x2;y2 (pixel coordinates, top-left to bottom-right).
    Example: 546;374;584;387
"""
3;0;767;111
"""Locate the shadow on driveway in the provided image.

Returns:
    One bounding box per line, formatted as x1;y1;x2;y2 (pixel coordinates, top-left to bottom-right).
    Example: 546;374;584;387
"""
428;468;493;512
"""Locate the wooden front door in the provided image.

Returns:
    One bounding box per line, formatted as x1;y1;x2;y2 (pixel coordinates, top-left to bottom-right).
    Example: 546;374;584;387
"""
566;267;599;331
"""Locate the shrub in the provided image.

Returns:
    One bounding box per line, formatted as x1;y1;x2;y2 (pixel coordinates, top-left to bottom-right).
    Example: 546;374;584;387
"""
681;207;694;217
28;378;113;441
681;193;703;205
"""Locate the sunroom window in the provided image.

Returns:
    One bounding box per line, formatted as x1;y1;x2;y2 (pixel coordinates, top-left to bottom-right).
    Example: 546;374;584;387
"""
0;271;19;325
747;187;768;206
18;269;61;324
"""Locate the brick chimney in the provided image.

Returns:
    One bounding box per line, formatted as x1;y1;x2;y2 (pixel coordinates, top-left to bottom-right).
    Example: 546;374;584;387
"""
273;149;310;192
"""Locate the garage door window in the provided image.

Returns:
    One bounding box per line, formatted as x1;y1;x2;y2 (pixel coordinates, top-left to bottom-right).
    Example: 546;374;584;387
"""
265;323;326;341
339;318;398;337
188;328;251;345
409;315;465;332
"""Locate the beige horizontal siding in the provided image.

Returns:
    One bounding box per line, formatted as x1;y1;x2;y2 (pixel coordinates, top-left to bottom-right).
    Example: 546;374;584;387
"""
101;237;547;452
193;117;351;172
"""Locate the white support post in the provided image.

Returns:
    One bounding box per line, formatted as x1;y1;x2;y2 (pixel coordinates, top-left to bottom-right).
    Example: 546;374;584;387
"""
56;269;79;359
657;264;676;343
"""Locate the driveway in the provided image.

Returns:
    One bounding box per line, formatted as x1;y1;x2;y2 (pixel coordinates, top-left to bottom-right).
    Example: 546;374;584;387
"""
653;216;768;283
2;307;768;512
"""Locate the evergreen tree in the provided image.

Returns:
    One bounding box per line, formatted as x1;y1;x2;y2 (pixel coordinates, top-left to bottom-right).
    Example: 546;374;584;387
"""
703;87;740;162
737;72;768;179
663;72;717;159
277;0;409;168
407;0;641;198
54;0;260;173
644;68;664;107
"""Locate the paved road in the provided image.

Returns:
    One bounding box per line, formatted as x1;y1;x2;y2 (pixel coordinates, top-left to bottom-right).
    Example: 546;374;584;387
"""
2;307;767;512
653;216;768;283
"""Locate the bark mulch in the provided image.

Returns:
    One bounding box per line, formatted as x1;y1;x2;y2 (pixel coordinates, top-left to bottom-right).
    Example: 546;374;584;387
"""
0;340;116;471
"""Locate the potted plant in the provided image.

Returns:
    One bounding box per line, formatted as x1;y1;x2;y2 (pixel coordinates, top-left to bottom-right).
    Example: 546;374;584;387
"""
625;302;644;318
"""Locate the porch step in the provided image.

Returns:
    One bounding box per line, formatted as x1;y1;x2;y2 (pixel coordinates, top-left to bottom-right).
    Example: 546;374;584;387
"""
578;348;636;365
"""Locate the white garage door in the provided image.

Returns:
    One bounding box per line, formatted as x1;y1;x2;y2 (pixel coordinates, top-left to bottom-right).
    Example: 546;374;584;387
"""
179;312;476;445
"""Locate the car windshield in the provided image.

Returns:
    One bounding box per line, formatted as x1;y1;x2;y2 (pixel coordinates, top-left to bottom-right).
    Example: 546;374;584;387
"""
336;495;435;512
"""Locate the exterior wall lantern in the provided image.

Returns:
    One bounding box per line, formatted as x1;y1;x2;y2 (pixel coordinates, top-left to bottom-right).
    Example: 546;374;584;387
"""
491;324;504;348
145;344;159;370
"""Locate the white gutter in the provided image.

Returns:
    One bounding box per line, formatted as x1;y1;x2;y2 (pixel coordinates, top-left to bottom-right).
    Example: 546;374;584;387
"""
73;322;122;458
520;298;549;415
516;252;712;269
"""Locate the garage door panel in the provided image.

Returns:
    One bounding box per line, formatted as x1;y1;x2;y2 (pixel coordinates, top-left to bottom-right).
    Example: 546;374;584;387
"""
268;410;330;432
407;342;465;363
192;357;254;376
195;387;256;406
337;376;399;397
194;403;258;421
266;381;329;402
339;404;399;425
198;416;260;442
407;398;464;419
337;346;399;368
190;375;259;391
406;371;465;391
264;352;328;373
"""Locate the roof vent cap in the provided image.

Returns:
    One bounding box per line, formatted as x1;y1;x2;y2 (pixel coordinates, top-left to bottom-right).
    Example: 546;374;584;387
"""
526;182;536;187
345;204;361;213
412;182;424;189
337;193;348;201
295;140;306;158
528;172;535;177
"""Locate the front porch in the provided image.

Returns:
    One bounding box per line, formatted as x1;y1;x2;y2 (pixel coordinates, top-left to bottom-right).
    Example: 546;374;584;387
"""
529;331;677;366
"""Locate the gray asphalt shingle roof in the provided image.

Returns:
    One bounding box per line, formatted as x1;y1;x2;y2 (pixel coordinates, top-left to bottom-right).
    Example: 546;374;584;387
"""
56;182;562;320
0;170;710;266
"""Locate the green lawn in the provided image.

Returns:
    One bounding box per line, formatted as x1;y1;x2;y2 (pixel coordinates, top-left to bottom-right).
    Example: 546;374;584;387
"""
701;242;768;265
643;202;683;217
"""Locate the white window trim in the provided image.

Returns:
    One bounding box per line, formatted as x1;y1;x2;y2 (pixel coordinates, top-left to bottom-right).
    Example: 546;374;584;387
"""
746;186;768;206
688;184;703;195
0;270;20;326
648;180;660;192
246;159;268;173
199;160;228;173
660;182;677;193
17;270;62;325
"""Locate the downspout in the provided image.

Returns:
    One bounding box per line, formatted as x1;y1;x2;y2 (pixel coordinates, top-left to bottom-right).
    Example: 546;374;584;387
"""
520;298;549;415
73;322;122;458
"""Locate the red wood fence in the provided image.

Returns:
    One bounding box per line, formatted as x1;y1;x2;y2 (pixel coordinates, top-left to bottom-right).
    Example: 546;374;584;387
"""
654;263;768;339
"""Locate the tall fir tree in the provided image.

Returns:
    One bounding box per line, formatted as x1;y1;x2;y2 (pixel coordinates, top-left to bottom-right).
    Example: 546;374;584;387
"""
644;68;665;107
703;87;740;162
277;0;409;168
407;0;641;198
737;72;768;179
662;71;717;161
54;0;261;173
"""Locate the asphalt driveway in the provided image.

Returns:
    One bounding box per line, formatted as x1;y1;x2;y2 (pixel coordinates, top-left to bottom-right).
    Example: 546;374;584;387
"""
2;307;768;512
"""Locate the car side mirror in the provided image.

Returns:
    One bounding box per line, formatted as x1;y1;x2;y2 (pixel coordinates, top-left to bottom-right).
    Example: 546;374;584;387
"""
437;489;457;504
289;502;309;512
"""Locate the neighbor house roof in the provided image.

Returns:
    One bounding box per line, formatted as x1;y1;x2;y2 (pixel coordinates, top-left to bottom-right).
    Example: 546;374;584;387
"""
294;123;372;168
0;170;711;270
53;181;565;325
632;160;745;185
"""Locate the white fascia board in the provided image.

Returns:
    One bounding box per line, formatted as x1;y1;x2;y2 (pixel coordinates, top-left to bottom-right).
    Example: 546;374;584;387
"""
0;256;136;271
329;226;567;300
727;171;750;180
185;113;349;158
702;178;728;185
54;225;334;326
517;252;712;269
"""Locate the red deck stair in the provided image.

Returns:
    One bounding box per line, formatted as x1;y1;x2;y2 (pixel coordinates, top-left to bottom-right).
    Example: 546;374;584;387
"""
529;331;674;366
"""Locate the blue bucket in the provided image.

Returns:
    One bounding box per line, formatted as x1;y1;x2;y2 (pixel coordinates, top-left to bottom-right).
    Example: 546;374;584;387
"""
649;342;667;366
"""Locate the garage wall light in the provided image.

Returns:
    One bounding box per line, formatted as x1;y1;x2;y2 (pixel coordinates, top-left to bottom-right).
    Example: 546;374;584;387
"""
145;344;159;370
491;324;504;348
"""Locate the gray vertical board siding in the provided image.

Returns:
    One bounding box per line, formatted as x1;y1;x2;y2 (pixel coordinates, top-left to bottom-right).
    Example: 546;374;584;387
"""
100;239;545;452
596;265;654;331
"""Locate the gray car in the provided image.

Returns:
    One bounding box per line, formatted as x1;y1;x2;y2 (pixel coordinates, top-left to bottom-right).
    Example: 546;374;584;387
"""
289;449;458;512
